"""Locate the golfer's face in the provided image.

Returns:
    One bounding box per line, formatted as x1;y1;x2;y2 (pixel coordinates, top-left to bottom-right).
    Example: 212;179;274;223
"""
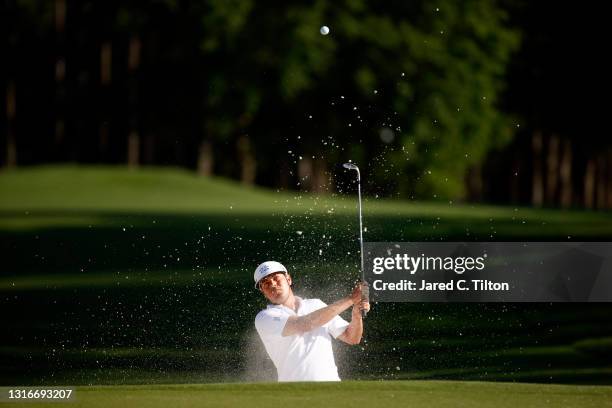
259;272;291;304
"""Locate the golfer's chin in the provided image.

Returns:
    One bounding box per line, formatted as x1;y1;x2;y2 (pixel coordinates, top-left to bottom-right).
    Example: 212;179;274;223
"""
267;292;288;305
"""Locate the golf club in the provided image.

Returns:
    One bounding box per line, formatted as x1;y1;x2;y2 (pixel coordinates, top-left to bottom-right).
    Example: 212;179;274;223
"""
343;162;369;318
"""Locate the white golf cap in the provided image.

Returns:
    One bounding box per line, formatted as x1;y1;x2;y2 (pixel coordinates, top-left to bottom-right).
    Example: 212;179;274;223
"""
254;261;287;288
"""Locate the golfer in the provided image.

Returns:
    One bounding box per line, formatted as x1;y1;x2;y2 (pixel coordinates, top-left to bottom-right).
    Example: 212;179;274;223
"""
254;261;370;382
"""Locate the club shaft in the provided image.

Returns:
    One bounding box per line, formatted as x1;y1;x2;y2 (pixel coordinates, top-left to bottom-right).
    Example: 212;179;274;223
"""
356;168;368;318
356;169;364;281
345;162;368;318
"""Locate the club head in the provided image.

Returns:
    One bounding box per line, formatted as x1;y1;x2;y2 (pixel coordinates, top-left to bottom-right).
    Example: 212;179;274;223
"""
343;162;359;171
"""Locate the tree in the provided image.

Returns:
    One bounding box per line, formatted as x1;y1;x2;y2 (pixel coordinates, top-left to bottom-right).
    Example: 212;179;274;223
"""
242;1;520;198
499;1;610;209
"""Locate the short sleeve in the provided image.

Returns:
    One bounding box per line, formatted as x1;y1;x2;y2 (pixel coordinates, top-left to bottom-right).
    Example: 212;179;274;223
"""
314;299;350;339
328;314;350;339
255;309;289;338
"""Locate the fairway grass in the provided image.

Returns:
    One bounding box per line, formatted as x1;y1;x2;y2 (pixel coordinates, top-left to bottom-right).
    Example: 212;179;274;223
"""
2;165;612;387
4;381;612;408
1;165;611;235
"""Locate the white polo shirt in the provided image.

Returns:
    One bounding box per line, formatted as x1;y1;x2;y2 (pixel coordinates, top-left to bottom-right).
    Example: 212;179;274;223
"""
255;296;350;382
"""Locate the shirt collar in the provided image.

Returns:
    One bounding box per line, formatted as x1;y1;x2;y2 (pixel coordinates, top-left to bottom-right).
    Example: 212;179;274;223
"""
267;296;303;314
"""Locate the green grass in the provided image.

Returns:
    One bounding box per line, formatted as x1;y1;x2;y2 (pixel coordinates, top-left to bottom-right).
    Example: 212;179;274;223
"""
1;165;612;387
0;165;281;215
1;164;611;237
0;268;214;291
3;381;612;408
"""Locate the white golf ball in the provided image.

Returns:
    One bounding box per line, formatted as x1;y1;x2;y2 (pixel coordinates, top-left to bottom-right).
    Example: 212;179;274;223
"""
320;26;330;35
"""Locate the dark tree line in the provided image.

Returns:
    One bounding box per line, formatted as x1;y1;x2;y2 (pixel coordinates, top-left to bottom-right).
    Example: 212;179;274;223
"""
2;1;610;208
482;1;611;210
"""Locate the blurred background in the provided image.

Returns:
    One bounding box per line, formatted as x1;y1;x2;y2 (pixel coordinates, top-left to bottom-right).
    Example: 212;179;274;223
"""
1;0;611;386
2;0;609;205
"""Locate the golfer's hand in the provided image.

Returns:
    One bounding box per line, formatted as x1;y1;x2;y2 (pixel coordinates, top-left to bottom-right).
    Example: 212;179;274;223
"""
355;300;371;314
350;283;362;305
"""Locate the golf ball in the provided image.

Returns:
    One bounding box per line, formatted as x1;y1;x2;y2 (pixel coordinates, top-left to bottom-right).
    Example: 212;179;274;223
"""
320;26;330;35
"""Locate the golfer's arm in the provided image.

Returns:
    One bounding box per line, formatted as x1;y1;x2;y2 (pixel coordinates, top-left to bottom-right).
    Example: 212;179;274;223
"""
282;297;353;336
338;307;363;345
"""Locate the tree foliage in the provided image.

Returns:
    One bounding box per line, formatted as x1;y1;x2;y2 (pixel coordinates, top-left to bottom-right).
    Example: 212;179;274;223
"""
4;0;520;199
201;0;520;198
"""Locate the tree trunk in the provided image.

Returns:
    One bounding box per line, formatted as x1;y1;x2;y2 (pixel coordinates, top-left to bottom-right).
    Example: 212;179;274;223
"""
279;158;291;189
596;154;606;210
99;40;112;160
127;131;139;167
312;157;329;194
237;135;256;185
297;157;313;191
510;154;520;203
546;134;559;204
5;80;17;167
607;150;612;209
584;158;595;209
531;131;544;207
101;41;112;85
197;140;214;176
126;35;141;167
466;165;482;201
559;139;573;209
54;0;67;148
